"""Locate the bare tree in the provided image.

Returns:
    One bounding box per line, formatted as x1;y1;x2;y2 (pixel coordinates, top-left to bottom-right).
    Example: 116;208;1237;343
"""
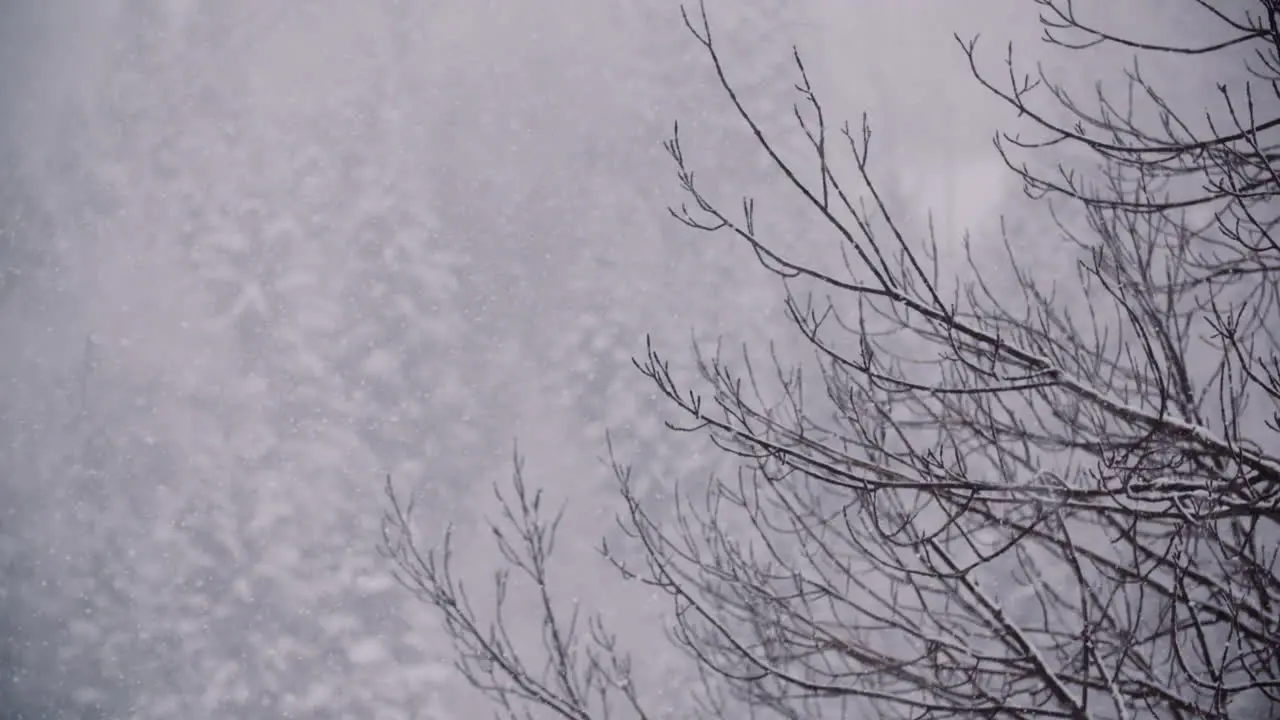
381;1;1280;717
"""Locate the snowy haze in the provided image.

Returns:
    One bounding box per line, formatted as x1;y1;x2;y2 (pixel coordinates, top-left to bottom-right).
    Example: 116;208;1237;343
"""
0;1;1218;718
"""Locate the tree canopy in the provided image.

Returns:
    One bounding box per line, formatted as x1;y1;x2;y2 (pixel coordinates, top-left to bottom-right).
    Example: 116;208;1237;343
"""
383;2;1280;717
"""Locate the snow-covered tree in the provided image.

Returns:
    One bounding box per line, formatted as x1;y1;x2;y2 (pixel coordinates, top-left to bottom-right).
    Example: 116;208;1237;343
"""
4;3;471;717
386;2;1280;717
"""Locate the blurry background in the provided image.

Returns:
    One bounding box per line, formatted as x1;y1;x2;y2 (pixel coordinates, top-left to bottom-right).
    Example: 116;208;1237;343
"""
0;1;1226;717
